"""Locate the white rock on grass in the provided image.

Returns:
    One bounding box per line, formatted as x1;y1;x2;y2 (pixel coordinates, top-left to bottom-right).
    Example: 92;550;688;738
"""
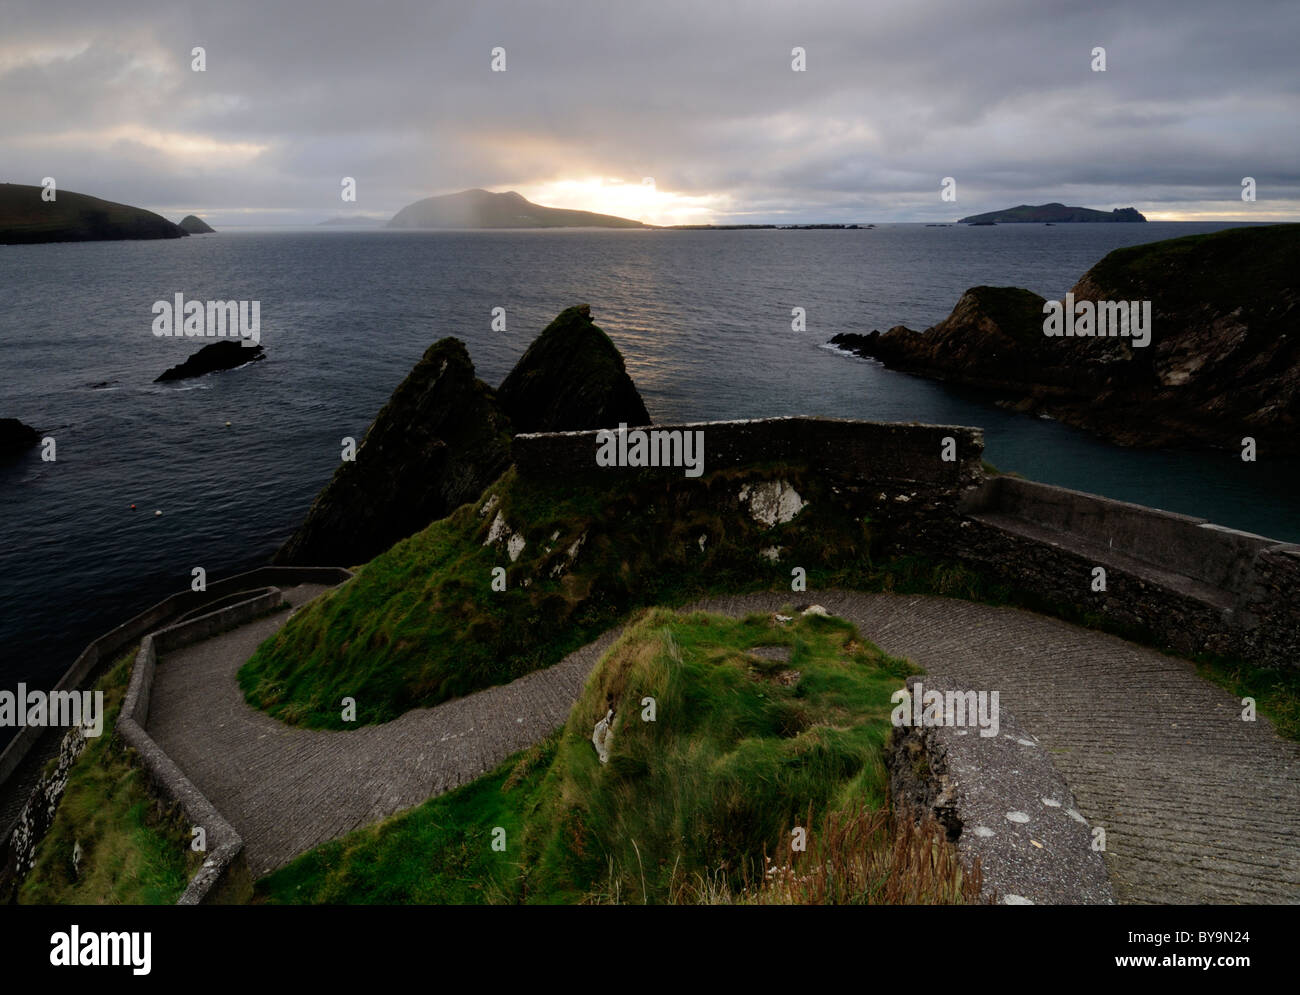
592;709;615;764
738;480;807;527
484;511;510;545
506;533;526;562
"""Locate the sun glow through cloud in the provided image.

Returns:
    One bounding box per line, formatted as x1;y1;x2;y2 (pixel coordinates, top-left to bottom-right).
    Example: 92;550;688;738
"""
513;177;730;226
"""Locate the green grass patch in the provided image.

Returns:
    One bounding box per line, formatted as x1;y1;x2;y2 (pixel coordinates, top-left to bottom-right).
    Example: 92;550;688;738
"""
240;462;884;729
1192;653;1300;742
256;609;979;905
16;651;203;905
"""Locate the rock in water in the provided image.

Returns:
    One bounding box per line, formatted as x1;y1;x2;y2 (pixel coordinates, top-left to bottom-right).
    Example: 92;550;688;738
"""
498;304;651;432
0;418;39;462
179;214;216;234
155;340;265;382
274;338;514;566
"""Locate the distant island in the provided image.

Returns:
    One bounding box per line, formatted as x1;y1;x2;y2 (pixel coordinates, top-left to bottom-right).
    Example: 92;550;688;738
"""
388;188;649;229
0;183;187;244
957;203;1147;224
179;214;216;234
318;217;385;226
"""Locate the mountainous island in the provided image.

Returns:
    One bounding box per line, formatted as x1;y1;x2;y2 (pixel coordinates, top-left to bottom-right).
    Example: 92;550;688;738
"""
829;224;1299;452
179;214;216;234
388;188;649;229
0;183;188;244
957;203;1147;224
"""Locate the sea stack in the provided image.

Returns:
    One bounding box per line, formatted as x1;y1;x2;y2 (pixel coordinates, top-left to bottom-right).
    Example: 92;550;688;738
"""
179;214;216;234
274;304;653;566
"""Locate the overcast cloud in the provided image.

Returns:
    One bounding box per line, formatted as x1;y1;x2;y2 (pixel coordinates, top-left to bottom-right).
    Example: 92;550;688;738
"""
2;0;1296;224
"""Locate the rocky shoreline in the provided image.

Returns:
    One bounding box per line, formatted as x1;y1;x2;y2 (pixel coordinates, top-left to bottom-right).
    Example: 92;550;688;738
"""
830;224;1299;453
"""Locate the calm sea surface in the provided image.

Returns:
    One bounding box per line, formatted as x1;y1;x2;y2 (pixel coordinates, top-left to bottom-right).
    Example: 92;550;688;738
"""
2;222;1297;697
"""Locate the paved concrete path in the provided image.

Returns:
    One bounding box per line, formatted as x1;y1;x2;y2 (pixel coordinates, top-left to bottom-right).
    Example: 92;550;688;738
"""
147;586;1300;902
147;584;620;876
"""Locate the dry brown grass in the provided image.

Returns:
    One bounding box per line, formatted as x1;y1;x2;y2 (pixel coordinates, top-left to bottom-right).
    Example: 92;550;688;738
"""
665;804;986;905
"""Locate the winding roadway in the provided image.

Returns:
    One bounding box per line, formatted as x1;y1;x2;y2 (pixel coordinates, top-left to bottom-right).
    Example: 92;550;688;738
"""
145;584;1300;902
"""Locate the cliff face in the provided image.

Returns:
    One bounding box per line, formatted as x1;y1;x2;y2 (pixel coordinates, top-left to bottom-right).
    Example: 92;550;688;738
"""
0;184;187;244
275;305;652;566
831;224;1300;452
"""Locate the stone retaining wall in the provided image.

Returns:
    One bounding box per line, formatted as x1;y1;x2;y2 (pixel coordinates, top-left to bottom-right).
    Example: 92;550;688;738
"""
514;416;985;489
0;566;352;799
117;587;284;904
947;476;1300;669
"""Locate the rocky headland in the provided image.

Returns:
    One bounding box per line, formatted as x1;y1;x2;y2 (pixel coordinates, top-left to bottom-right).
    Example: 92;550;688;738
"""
830;224;1300;452
0;183;187;244
273;304;652;566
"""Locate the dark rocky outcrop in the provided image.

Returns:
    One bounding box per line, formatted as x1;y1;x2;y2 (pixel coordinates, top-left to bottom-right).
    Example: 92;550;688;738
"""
155;341;265;382
274;339;513;567
0;183;187;244
831;224;1300;452
0;418;40;462
275;305;652;567
958;203;1146;224
499;305;651;432
179;214;216;234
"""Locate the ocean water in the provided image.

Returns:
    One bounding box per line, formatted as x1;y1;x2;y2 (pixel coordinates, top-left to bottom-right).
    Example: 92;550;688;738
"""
2;222;1297;697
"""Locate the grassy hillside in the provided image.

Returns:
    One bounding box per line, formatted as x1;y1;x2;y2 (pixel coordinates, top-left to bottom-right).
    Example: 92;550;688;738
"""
15;651;202;905
239;461;894;729
0;183;186;243
256;609;981;905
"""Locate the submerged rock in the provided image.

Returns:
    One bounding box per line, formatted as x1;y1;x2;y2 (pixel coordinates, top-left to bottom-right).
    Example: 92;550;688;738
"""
155;340;264;382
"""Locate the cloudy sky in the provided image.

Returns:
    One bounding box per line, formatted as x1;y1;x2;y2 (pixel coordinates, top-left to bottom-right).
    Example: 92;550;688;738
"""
3;0;1297;225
